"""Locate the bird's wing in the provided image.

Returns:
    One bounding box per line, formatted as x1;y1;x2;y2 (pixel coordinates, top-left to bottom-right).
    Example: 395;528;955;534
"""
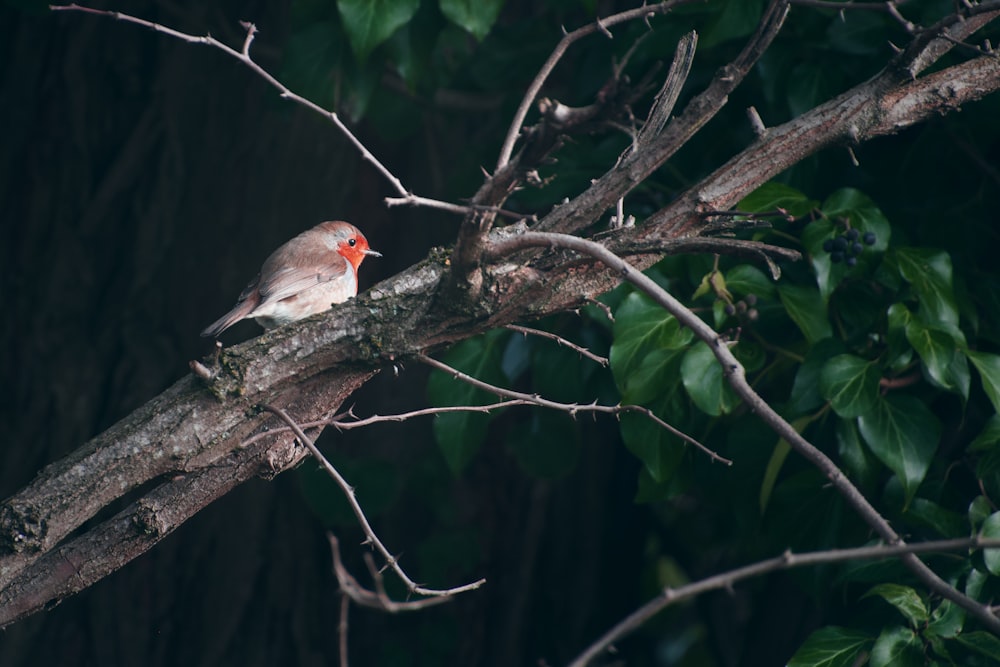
255;236;352;304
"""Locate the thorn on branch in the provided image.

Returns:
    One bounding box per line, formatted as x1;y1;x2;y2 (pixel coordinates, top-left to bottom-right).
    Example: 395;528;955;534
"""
746;105;767;138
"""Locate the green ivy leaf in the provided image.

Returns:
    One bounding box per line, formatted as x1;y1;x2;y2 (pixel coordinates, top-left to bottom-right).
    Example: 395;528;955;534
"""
819;354;880;419
885;303;915;373
681;340;738;416
863;584;928;626
427;331;509;473
337;0;420;61
738;181;818;218
787;626;872;667
927;599;965;640
890;247;958;330
971;415;1000;452
610;292;693;403
981;512;1000;575
904;319;969;398
970;495;993;529
778;283;832;343
903;498;966;538
955;631;1000;661
725;264;776;299
836;418;880;491
788;338;846;415
870;626;922;667
967;350;1000;415
857;394;940;503
439;0;504;40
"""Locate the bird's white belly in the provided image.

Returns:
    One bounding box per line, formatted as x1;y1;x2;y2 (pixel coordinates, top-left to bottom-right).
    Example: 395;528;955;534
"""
250;271;358;329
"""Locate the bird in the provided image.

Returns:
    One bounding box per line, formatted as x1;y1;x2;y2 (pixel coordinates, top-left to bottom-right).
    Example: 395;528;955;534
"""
201;220;380;338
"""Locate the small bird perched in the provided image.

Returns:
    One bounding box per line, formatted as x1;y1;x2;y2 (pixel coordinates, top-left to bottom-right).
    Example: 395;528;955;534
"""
201;220;380;338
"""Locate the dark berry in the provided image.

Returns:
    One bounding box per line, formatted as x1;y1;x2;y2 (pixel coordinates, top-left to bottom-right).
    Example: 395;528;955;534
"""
745;293;758;306
736;300;748;314
851;242;863;255
822;239;834;253
863;231;876;246
845;228;860;241
832;237;848;251
831;251;844;263
845;255;858;267
724;303;736;316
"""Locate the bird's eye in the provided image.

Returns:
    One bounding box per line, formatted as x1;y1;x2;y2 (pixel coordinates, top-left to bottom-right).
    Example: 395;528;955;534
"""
348;238;357;247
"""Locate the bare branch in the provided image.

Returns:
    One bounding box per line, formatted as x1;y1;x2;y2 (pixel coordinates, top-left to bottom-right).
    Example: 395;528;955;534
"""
536;0;791;236
261;404;486;598
570;535;1000;667
416;354;731;466
48;3;472;218
634;31;697;148
240;401;532;449
495;0;693;171
486;230;1000;634
328;534;453;612
505;324;609;367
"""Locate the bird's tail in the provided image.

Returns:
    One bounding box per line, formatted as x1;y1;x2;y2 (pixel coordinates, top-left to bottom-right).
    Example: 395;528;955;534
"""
200;300;255;338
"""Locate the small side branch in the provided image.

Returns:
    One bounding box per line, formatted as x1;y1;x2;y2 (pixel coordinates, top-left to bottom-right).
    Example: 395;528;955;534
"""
495;0;693;170
261;404;485;598
569;535;1000;667
328;534;452;612
505;324;609;366
416;354;730;465
634;31;698;148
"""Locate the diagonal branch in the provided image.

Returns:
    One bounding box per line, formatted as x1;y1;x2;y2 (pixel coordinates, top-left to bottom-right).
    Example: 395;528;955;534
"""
569;535;1000;667
47;3;470;217
486;230;1000;634
261;404;485;599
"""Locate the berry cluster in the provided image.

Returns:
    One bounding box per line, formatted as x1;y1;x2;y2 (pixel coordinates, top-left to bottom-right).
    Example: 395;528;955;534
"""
724;293;759;321
822;228;876;266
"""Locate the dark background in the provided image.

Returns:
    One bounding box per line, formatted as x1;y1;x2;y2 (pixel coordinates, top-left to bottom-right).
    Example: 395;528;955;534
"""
0;2;656;665
3;1;1000;666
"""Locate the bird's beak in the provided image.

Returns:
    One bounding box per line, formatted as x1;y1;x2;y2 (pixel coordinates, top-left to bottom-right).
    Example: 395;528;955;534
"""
364;249;382;258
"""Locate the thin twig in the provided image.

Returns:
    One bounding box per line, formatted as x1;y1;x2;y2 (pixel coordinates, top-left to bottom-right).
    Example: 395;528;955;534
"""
384;193;528;220
49;4;473;217
505;324;609;366
486;230;1000;634
416;353;731;465
328;534;452;612
495;0;692;171
569;535;1000;667
261;404;486;598
240;401;531;448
